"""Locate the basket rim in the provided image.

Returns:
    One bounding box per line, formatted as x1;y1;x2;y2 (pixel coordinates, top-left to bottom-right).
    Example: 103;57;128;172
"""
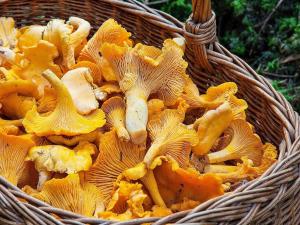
0;0;299;224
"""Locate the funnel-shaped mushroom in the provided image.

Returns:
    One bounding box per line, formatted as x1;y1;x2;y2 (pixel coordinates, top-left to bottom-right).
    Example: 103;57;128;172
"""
153;157;223;207
13;40;62;95
23;69;106;136
144;109;198;167
101;96;130;141
205;143;277;182
0;17;18;49
101;39;188;144
47;129;101;146
71;61;102;85
61;67;99;115
227;95;248;120
192;102;233;156
78;19;132;64
86;130;145;204
31;174;104;217
0;93;35;119
0;133;35;185
207;119;263;166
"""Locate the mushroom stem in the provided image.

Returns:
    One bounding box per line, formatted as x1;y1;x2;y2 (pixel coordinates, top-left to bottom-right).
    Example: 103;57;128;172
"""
140;170;166;207
115;125;130;142
204;164;239;173
37;171;51;191
125;88;148;144
207;148;236;164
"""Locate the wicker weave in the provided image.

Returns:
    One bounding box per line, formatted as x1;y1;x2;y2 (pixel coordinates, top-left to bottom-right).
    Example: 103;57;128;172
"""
0;0;299;224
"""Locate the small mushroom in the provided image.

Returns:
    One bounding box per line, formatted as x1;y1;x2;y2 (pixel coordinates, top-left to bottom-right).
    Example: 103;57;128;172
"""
101;96;130;141
0;17;18;49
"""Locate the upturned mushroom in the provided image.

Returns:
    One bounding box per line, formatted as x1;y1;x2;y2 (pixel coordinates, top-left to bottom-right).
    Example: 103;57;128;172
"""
23;69;106;136
207;119;264;166
101;39;188;144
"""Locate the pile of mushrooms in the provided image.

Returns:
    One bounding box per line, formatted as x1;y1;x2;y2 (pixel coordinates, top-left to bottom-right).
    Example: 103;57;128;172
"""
0;16;278;220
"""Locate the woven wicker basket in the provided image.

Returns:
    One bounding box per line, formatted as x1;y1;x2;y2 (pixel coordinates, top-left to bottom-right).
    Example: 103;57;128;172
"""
0;0;299;224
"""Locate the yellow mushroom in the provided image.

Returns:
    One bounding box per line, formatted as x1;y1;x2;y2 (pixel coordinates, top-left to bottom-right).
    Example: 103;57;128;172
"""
47;129;101;146
144;108;198;167
192;102;233;156
37;87;57;113
101;96;130;141
71;61;102;86
13;40;62;95
101;39;188;144
65;17;91;68
22;69;106;136
27;141;96;189
0;133;35;185
205;143;277;182
0;17;18;49
0;79;39;99
152;157;224;207
31;174;104;217
0;93;35;119
85;130;145;205
207;119;263;166
78;18;132;65
61;67;99;115
18;25;45;50
148;99;165;120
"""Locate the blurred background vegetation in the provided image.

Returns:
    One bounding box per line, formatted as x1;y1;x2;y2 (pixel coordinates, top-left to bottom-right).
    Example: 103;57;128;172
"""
144;0;300;112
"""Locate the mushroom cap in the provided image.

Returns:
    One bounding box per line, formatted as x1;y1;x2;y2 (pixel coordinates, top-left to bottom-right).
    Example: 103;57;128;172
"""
71;61;102;85
22;69;106;136
31;174;104;217
27;141;96;174
0;133;35;185
86;130;145;204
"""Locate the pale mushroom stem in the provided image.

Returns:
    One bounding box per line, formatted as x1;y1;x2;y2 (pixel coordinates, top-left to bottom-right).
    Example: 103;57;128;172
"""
140;170;166;207
115;125;130;142
125;88;148;144
207;148;235;164
37;171;52;191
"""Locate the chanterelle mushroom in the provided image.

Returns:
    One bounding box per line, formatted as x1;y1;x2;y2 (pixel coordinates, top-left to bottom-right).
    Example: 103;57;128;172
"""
192;102;233;156
61;67;99;115
0;133;35;185
27;141;96;189
207;119;263;166
144;108;198;167
0;17;18;49
86;130;145;205
22;69;106;136
30;174;104;217
101;96;130;141
101;39;188;144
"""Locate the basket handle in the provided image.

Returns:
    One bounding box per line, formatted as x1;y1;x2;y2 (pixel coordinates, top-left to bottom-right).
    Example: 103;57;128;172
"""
184;0;216;72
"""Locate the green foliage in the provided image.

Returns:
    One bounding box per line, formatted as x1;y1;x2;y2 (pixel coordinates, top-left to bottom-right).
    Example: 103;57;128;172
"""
152;0;299;112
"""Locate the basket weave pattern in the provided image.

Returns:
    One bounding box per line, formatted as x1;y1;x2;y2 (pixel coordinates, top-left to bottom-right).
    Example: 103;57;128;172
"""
0;0;299;224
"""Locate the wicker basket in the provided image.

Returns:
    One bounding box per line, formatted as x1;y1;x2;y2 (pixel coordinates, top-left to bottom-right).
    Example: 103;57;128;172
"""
0;0;299;224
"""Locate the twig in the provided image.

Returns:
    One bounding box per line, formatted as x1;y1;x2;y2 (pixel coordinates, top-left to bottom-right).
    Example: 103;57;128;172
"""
280;54;300;64
259;0;285;34
262;71;295;78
